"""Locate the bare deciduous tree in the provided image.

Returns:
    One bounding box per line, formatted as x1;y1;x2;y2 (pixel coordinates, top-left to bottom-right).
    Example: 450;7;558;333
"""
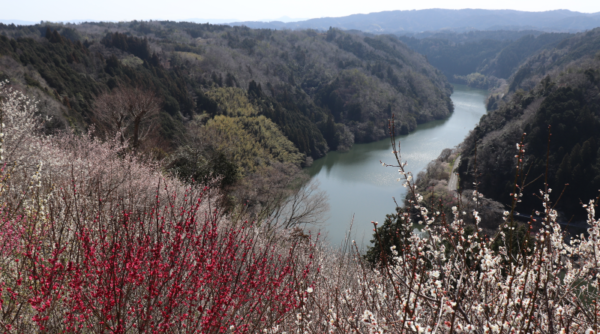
228;162;329;230
92;86;162;149
270;179;330;229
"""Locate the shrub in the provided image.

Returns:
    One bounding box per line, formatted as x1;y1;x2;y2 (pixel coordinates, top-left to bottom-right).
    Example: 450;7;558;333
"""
0;82;312;332
293;120;600;333
4;80;600;333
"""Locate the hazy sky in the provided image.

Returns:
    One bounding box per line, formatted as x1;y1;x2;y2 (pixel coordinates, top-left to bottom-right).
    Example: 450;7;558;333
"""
4;0;600;23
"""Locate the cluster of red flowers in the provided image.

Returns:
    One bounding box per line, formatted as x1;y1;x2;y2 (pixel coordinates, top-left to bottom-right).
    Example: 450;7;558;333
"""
0;82;313;333
21;190;306;333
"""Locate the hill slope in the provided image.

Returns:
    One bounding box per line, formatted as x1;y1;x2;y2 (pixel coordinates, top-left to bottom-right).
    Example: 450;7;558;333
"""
457;28;600;218
399;31;571;84
0;21;453;201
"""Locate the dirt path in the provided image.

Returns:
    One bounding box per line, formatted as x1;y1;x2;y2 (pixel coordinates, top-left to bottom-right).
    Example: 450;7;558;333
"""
448;158;460;192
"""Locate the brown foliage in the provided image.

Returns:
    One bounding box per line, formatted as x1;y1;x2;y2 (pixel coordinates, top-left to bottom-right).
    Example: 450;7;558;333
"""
92;86;162;150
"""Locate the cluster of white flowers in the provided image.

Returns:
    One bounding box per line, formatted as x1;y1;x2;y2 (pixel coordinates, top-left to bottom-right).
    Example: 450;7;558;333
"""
0;81;225;330
288;132;600;333
3;81;600;333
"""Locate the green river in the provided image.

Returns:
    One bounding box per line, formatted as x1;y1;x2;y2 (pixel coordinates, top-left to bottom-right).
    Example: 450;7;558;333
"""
306;85;488;246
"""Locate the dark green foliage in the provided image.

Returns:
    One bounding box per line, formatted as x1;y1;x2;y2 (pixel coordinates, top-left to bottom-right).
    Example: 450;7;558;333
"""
23;73;41;88
102;32;152;61
491;224;533;260
249;83;328;158
225;73;238;87
321;115;338;150
59;27;83;42
347;103;361;122
459;50;600;219
196;91;219;116
0;29;196;132
486;95;499;110
508;67;531;92
167;148;239;188
316;82;345;122
525;88;600;212
491;33;569;79
0;32;101;121
364;207;413;265
506;28;600;93
400;32;569;81
335;35;369;59
0;23;40;37
399;36;509;78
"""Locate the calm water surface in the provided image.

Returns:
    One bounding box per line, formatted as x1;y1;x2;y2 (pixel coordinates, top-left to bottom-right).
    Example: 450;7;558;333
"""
307;85;488;246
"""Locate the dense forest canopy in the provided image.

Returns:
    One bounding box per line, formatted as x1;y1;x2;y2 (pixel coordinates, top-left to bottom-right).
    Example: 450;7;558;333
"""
0;21;452;152
399;31;571;87
0;20;453;215
457;28;600;220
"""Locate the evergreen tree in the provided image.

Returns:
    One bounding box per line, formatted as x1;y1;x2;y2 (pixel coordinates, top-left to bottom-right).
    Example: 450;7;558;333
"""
323;115;338;150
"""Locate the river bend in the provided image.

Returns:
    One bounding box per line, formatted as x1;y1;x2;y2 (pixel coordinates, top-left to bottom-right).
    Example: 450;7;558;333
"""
307;85;488;246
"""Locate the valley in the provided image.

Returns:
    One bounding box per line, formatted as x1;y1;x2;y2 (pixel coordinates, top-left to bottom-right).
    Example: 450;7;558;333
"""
307;85;487;245
2;6;600;331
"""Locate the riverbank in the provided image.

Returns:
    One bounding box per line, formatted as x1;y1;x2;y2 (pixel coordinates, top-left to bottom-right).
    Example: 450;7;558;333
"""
307;85;489;246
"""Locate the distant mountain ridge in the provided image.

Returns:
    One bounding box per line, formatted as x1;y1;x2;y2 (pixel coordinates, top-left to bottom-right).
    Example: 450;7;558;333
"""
0;20;37;26
228;9;600;34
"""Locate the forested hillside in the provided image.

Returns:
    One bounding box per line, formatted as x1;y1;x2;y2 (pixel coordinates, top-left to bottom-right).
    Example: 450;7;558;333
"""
457;28;600;219
0;21;452;151
399;31;570;88
0;20;452;215
504;29;600;93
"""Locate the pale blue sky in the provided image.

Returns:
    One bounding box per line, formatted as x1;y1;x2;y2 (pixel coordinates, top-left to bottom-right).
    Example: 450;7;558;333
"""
3;0;600;23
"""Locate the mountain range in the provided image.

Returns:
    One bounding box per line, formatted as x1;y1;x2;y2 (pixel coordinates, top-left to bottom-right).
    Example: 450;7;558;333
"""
228;9;600;34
